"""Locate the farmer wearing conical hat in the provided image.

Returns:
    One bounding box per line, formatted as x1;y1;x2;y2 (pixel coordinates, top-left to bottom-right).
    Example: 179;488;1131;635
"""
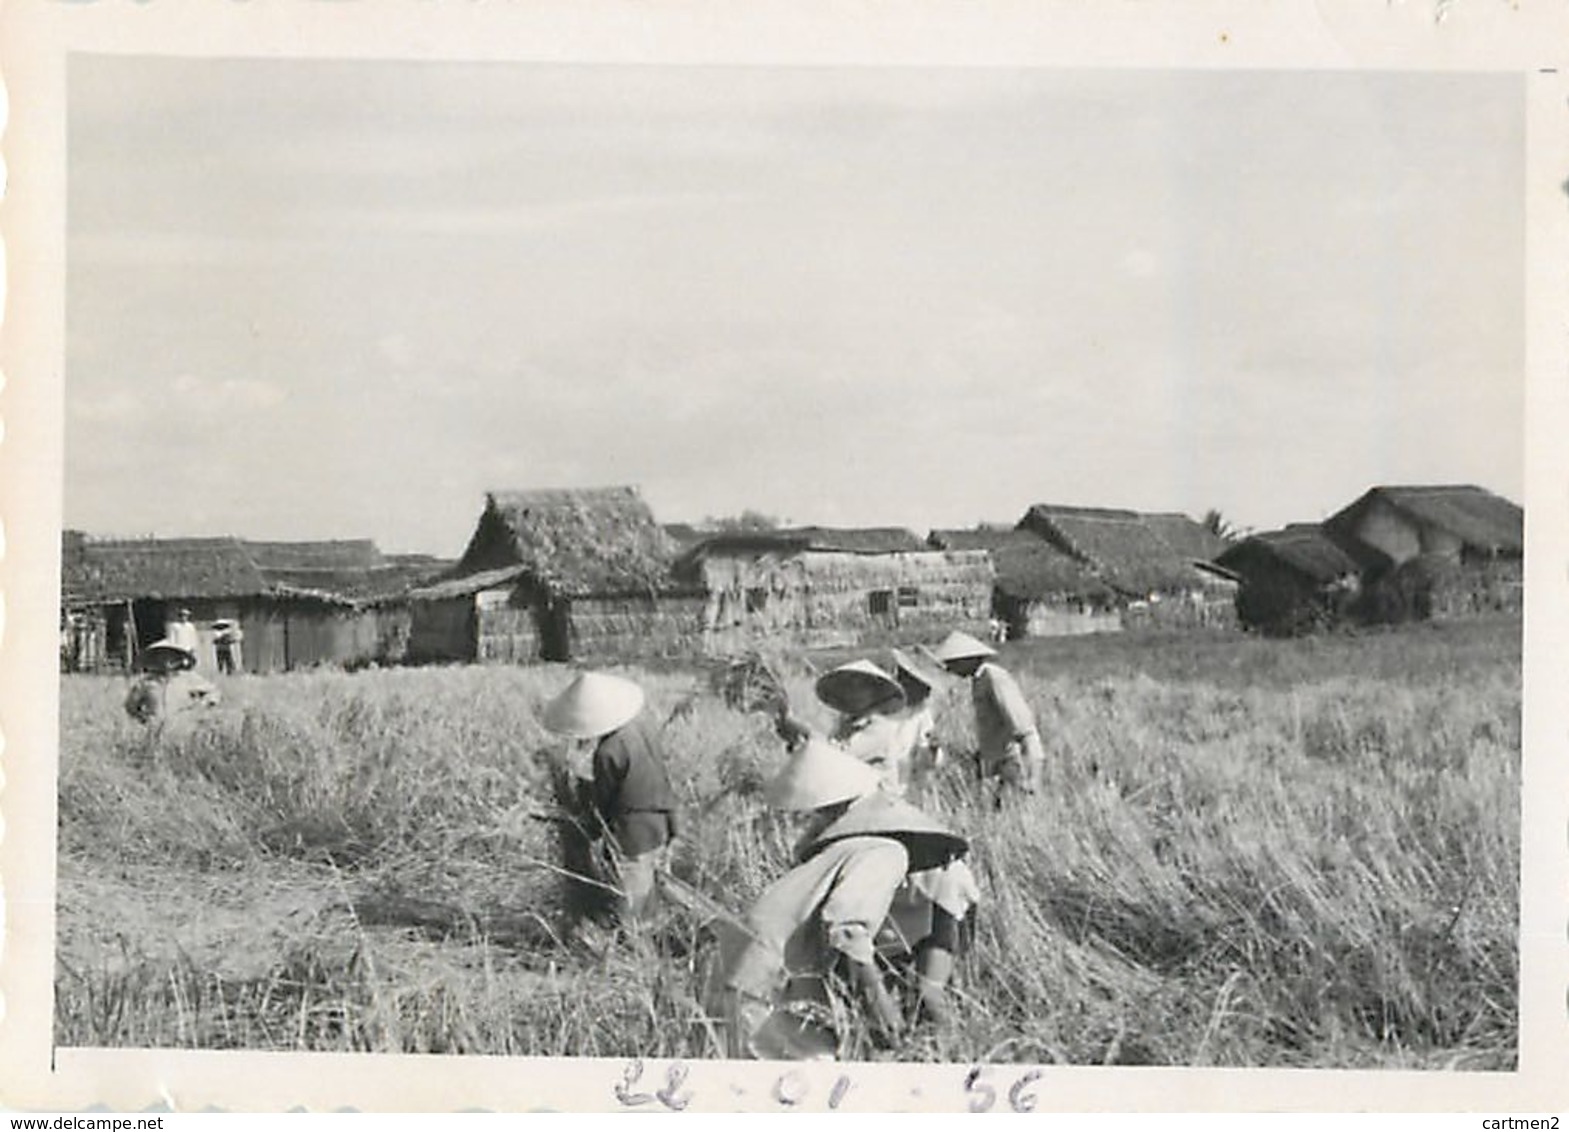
123;639;221;725
814;652;976;1024
542;671;682;925
887;648;950;799
713;738;979;1059
809;652;951;800
934;629;1045;800
814;659;909;794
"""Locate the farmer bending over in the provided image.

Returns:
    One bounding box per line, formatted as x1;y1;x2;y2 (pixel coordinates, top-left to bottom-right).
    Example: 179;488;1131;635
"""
542;671;682;926
123;639;221;726
710;738;978;1060
814;656;977;1023
934;630;1045;801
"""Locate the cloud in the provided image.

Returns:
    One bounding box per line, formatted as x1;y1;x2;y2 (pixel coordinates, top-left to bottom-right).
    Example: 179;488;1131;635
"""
169;374;288;412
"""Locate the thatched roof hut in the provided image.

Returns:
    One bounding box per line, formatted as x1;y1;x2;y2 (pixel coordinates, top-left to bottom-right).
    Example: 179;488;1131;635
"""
60;534;434;673
1319;485;1524;625
1018;504;1227;597
1215;525;1363;637
674;524;991;652
64;536;446;608
410;487;705;665
1324;485;1523;568
450;486;685;597
1216;525;1363;588
928;527;1112;604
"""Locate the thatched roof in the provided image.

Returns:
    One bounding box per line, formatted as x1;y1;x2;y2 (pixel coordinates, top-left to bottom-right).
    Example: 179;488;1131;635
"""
408;563;531;602
785;526;927;553
684;526;927;560
275;560;453;602
923;527;1013;552
1142;513;1229;561
62;535;440;606
1019;504;1221;595
63;537;274;603
244;539;384;572
243;539;384;598
1327;485;1523;557
928;527;1110;601
1217;526;1362;585
452;486;684;597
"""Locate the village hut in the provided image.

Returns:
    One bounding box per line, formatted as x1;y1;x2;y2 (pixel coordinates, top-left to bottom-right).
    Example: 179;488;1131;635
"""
676;526;993;653
927;527;1119;638
1016;504;1238;629
1215;525;1363;636
60;534;432;673
242;541;450;667
406;487;706;664
1324;485;1523;622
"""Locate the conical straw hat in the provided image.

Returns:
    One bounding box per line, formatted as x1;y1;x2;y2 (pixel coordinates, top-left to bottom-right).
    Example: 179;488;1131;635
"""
541;671;646;739
889;648;950;697
765;738;883;812
143;639;196;668
932;630;997;664
805;792;970;872
815;659;905;717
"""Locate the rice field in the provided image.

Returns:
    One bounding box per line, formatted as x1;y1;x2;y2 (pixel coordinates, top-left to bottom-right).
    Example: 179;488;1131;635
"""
53;616;1521;1068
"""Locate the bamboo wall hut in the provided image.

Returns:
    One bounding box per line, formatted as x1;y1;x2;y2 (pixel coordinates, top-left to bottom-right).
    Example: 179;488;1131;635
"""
678;526;993;653
1323;485;1523;621
928;527;1119;638
406;487;706;664
1017;504;1238;629
1215;525;1364;636
60;530;407;671
59;534;437;674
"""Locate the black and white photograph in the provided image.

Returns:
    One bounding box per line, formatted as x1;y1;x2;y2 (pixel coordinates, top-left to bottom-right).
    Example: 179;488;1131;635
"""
3;0;1567;1115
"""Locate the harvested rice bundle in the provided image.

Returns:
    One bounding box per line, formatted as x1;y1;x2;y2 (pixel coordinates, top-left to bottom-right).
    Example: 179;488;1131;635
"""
709;651;791;717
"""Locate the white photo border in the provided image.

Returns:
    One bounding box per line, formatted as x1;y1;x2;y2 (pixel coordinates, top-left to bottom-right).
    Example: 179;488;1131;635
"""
2;0;1567;1113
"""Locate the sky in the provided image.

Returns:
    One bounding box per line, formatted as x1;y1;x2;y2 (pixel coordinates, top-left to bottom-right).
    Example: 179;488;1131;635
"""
66;58;1525;556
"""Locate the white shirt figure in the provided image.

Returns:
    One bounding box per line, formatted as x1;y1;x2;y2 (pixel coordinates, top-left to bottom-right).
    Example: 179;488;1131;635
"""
165;612;200;656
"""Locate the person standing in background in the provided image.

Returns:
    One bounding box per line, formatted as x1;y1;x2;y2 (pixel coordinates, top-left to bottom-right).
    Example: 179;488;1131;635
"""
212;619;244;675
165;607;200;658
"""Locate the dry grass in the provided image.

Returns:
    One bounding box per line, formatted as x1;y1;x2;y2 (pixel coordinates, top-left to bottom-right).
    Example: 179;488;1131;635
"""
54;617;1520;1067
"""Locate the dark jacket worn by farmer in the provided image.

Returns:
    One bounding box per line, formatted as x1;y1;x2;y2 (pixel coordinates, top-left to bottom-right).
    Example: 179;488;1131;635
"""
591;713;682;856
542;670;681;924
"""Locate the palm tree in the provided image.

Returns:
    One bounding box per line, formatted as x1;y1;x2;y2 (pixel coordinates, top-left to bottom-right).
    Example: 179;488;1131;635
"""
1201;508;1245;544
